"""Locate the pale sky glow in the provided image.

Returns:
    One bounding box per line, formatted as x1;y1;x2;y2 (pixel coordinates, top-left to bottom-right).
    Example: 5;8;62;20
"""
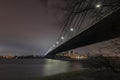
0;0;66;56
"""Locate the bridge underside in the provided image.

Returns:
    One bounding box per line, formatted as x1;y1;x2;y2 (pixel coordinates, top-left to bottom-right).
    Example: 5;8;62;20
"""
46;9;120;58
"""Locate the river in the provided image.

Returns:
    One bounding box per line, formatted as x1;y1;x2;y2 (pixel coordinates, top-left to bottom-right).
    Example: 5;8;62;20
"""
0;59;84;80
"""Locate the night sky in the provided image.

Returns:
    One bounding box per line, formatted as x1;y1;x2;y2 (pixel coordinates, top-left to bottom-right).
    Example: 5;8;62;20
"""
0;0;66;56
0;0;119;56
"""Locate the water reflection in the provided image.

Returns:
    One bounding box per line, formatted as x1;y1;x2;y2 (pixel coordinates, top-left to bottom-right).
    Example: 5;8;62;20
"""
0;59;83;80
43;59;83;76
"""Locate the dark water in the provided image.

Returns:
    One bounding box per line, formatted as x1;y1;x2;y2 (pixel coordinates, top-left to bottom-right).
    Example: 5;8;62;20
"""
0;59;84;80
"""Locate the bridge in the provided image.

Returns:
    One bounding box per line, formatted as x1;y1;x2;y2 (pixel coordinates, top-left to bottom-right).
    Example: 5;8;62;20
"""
45;0;120;58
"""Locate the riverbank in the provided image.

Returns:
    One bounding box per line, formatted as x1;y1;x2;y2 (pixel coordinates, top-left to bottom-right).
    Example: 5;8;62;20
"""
30;69;120;80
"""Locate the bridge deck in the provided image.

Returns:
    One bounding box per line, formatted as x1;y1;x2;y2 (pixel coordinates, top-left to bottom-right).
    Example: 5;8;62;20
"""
46;8;120;58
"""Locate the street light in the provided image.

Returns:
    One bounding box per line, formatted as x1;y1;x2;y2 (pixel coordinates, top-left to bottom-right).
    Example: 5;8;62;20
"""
56;41;59;44
70;28;74;31
53;44;55;47
61;36;65;40
96;4;101;8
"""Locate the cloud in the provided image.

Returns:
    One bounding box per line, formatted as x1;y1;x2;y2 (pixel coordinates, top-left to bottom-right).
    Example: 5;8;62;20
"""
0;0;67;55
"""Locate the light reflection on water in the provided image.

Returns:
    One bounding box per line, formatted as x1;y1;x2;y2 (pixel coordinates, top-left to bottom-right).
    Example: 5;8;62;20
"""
0;59;83;80
43;59;82;76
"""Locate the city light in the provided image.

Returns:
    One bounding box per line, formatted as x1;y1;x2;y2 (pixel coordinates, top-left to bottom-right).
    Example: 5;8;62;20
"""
70;28;74;31
61;36;65;40
96;4;101;8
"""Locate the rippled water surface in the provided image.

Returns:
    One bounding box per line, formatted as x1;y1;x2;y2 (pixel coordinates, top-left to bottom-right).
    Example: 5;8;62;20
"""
0;59;83;80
